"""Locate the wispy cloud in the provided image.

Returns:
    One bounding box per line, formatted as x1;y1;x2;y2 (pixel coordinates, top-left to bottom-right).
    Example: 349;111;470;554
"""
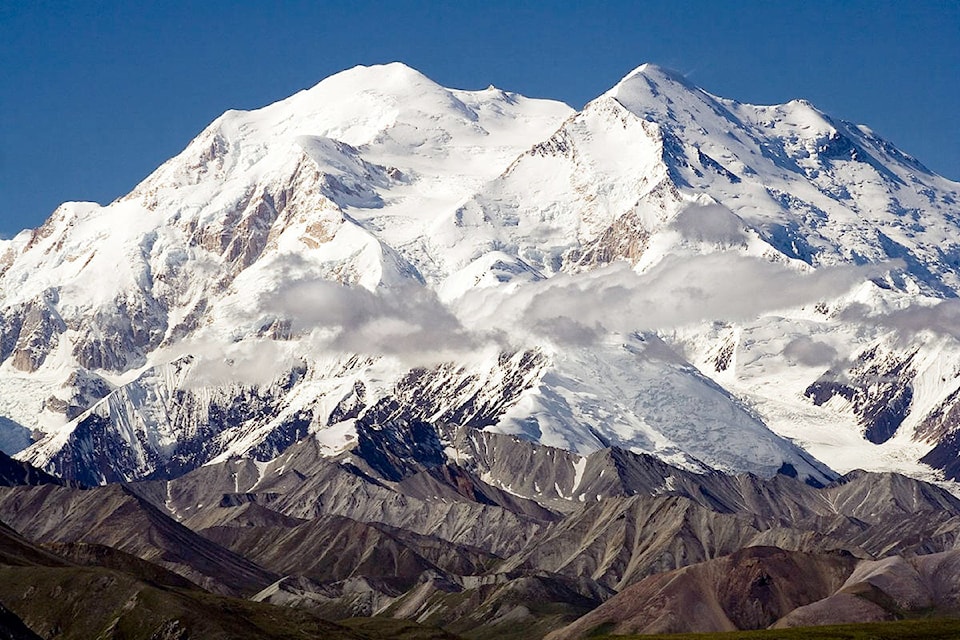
457;254;896;346
839;298;960;343
783;336;840;367
262;278;486;360
175;250;901;386
668;203;747;247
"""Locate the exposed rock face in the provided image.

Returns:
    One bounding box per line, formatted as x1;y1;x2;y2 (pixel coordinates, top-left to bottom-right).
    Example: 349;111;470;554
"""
0;451;60;488
252;575;405;620
70;293;168;371
916;390;960;481
774;549;960;629
499;494;765;589
20;350;561;487
42;369;112;422
548;547;857;638
551;546;960;639
200;513;500;590
772;593;894;628
139;430;960;634
805;344;918;444
0;484;276;596
384;573;612;640
922;431;960;481
567;209;652;271
6;297;65;373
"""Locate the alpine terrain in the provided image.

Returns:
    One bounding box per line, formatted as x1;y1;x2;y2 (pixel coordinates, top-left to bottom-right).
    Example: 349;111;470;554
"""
2;62;960;638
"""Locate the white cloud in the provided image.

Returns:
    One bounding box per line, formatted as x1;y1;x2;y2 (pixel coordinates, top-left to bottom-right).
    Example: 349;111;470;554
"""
783;336;840;367
668;203;747;247
171;251;900;386
458;254;896;345
840;298;960;343
258;279;489;363
158;337;303;389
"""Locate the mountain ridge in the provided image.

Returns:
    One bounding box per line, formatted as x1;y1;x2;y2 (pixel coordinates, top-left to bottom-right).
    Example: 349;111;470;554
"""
3;410;960;637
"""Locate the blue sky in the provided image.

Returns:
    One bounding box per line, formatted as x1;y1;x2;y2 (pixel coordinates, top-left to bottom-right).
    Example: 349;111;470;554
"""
2;1;958;237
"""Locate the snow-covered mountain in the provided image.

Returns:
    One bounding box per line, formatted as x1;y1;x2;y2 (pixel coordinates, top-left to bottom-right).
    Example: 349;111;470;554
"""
2;62;959;488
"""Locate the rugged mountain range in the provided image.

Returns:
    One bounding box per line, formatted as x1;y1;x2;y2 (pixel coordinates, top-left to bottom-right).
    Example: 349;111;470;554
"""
3;61;960;637
3;62;960;489
548;546;960;638
2;430;960;638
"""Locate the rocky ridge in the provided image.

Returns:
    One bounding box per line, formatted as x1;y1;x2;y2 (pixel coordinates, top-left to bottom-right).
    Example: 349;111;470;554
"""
2;431;960;637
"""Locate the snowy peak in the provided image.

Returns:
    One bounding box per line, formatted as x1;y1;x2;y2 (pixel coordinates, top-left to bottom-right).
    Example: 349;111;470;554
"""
605;63;705;114
322;61;434;88
604;63;935;187
608;64;847;157
591;64;960;296
287;61;479;145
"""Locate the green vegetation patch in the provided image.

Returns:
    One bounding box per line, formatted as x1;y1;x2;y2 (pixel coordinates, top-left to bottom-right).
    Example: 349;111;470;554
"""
590;616;960;640
341;617;464;639
0;566;364;640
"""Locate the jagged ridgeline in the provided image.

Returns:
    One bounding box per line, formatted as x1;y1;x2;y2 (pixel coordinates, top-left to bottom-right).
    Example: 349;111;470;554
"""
3;433;960;637
1;62;960;637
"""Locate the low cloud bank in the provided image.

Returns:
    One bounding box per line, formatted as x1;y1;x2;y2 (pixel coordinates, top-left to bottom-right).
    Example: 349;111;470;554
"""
176;251;908;386
457;254;894;346
259;252;895;353
840;299;960;343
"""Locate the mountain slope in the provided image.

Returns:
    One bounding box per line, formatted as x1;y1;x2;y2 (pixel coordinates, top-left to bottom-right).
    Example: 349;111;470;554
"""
0;450;60;487
548;546;858;638
3;425;960;639
550;547;960;638
0;483;276;596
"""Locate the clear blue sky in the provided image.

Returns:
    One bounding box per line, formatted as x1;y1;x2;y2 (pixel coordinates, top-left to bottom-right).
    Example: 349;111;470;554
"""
2;1;958;237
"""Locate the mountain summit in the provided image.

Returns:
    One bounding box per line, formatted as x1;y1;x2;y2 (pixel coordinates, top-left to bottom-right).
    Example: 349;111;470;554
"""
1;63;959;489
